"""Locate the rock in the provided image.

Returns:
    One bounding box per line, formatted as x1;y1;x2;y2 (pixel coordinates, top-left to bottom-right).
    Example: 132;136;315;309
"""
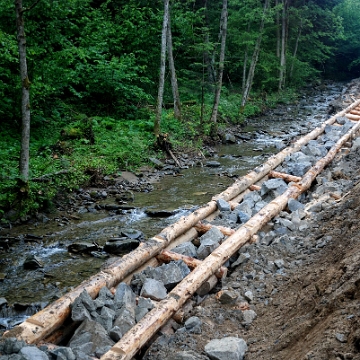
0;298;7;307
97;306;116;331
197;227;224;260
237;211;250;224
244;291;254;302
184;316;202;334
121;229;143;239
49;347;76;360
288;198;304;212
103;239;140;254
217;290;238;304
242;309;257;326
140;278;167;301
216;199;231;212
260;179;288;198
231;252;250;268
109;326;122;342
0;338;26;355
222;133;237;144
113;307;135;335
335;333;347;343
167;350;208;360
149;157;165;169
145;209;178;217
204;337;248;360
172;242;198;258
206;161;221;168
67;242;99;254
20;346;49;360
23;255;44;269
68;319;114;357
114;283;136;310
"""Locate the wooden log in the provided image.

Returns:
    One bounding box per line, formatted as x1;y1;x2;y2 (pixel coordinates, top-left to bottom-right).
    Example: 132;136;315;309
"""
350;109;360;116
268;170;302;183
249;184;261;191
156;250;227;279
100;118;360;360
345;113;360;121
196;275;218;296
194;221;235;237
6;99;360;345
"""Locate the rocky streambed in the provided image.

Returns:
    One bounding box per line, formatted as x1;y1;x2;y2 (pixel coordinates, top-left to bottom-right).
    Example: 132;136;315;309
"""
1;79;360;360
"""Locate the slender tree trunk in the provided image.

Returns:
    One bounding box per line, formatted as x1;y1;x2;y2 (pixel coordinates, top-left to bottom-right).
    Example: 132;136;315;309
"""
203;0;216;84
278;0;287;90
154;0;169;137
242;22;251;94
241;0;269;108
276;0;280;58
209;0;228;125
289;18;303;80
167;15;181;121
15;0;31;183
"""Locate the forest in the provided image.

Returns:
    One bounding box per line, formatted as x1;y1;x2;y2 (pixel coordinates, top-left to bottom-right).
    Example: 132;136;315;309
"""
0;0;359;220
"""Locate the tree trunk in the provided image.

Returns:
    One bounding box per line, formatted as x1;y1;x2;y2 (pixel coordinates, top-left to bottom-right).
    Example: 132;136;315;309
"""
209;0;228;124
278;0;288;90
289;18;303;81
241;0;270;107
242;22;251;94
276;0;280;58
154;0;169;137
15;0;31;183
167;15;181;121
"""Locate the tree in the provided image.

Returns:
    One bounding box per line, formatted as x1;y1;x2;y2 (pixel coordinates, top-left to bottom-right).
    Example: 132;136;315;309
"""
15;0;34;185
154;0;169;137
209;0;228;125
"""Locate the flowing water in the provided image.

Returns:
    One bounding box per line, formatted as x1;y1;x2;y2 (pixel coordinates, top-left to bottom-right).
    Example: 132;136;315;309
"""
0;84;344;330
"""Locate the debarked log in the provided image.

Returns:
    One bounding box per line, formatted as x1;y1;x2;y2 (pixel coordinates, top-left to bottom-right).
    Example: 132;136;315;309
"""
99;118;360;360
268;170;301;183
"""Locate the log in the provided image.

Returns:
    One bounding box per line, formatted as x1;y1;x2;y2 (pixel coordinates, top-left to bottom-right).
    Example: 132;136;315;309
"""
249;184;261;191
345;113;360;121
156;250;227;279
350;109;360;115
6;99;360;345
99;118;360;360
196;275;218;296
268;170;302;183
194;221;235;237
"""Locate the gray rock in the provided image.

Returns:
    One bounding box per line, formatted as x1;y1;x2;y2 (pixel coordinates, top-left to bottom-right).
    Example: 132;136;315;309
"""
97;306;116;331
205;337;248;360
109;326;123;342
254;201;268;213
140;278;167;301
114;282;136;310
95;346;113;358
104;239;140;254
237;211;250;224
184;316;202;334
234;202;252;217
0;297;7;307
49;347;76;360
260;231;276;246
197;227;224;259
231;252;250;268
1;338;26;355
68;319;114;357
243;191;262;207
206;161;221;168
121;229;143;239
222;133;236;144
172;242;198;258
274;259;285;269
23;255;44;269
288;198;304;212
216;199;231;212
113;307;136;335
336;116;347;125
244;291;254;302
260;179;288;198
149;157;164;169
135;306;149;322
335;333;347;343
242;309;257;326
20;346;49;360
137;296;154;310
218;290;238;304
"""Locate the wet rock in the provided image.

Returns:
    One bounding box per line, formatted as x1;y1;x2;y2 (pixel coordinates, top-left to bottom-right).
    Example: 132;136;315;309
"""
104;204;122;211
20;346;49;360
121;229;143;239
67;242;99;254
68;319;114;357
115;191;135;202
216;199;231;212
23;255;44;269
140;278;167;301
222;133;237;144
204;337;248;360
104;239;140;254
172;242;198;258
206;161;221;168
113;307;136;335
145;209;178;217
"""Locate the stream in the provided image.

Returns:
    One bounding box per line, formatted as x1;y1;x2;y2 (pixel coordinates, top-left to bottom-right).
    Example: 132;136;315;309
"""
0;82;345;332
